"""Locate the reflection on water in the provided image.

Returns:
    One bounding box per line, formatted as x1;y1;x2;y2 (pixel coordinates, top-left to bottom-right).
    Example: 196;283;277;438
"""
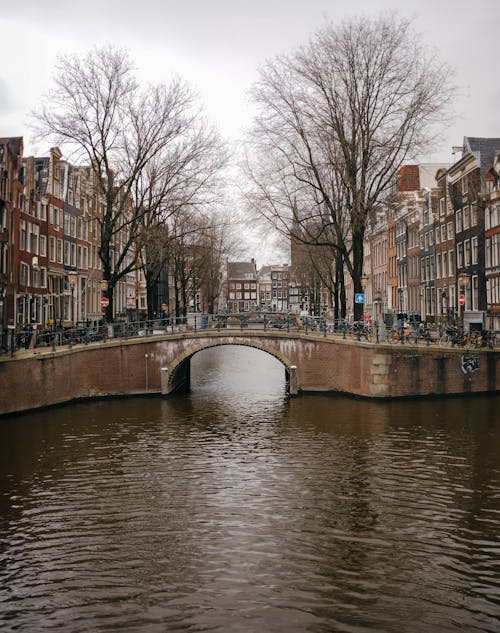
0;345;499;632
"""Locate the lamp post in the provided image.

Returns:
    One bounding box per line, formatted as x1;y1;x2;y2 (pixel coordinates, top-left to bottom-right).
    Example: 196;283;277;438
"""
68;272;77;327
357;274;368;340
360;274;368;318
458;273;469;330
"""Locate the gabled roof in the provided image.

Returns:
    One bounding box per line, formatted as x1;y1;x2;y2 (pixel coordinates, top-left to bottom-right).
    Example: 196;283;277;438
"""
227;261;257;279
463;137;500;174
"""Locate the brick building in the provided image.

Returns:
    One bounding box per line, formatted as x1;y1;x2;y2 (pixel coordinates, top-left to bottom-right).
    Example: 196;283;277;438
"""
226;260;258;312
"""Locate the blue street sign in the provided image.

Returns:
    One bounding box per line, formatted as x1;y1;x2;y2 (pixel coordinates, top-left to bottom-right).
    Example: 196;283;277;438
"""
355;293;365;304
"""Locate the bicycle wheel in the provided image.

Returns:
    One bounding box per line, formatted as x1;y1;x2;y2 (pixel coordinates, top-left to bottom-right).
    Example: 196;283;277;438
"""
387;330;399;344
438;334;450;346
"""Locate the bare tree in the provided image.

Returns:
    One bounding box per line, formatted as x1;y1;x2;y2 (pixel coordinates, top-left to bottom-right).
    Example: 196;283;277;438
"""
32;45;219;322
135;119;228;319
194;210;242;313
247;13;455;319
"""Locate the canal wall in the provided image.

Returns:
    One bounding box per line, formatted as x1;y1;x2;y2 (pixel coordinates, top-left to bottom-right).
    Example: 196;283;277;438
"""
0;332;499;416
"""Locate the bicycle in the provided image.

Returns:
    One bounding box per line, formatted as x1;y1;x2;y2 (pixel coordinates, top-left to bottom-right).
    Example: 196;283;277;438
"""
387;326;411;344
350;321;372;341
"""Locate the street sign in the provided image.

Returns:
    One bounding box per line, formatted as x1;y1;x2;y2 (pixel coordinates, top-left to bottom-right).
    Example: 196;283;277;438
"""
101;297;109;308
459;294;465;306
355;293;365;304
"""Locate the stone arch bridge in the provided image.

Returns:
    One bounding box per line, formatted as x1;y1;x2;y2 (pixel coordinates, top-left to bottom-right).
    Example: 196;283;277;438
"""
1;330;499;416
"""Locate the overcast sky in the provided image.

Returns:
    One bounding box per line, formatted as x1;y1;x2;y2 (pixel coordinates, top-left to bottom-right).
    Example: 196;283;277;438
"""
0;0;498;263
1;0;499;162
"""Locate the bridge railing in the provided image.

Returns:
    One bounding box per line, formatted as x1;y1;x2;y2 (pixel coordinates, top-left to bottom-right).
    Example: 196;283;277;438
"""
2;313;499;356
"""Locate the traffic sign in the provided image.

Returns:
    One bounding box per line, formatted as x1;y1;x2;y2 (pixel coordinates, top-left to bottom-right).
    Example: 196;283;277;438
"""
459;294;465;306
101;297;109;308
355;293;365;304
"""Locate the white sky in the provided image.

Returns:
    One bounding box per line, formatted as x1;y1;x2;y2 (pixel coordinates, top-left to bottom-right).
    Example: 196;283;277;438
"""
1;0;499;159
0;0;499;262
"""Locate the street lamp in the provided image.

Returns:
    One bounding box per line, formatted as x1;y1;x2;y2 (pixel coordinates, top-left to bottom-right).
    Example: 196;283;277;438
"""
68;272;77;327
458;273;469;329
360;274;368;320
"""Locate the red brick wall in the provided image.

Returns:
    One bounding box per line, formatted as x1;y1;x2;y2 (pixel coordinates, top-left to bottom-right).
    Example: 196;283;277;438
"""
399;165;420;192
0;333;499;416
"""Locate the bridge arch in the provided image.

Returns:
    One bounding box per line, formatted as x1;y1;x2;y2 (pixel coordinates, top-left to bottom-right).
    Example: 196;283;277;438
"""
165;340;297;396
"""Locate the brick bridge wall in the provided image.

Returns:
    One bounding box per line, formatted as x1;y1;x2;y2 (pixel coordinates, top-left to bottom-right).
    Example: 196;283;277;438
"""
0;331;499;416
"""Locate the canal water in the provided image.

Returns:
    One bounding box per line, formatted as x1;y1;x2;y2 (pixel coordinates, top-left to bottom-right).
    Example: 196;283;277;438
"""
1;346;499;632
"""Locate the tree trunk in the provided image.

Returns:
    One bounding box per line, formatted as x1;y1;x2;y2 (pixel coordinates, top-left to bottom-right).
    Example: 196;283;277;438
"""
352;227;364;322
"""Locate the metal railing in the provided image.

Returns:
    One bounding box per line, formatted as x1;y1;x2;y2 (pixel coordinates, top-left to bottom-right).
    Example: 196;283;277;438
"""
1;313;499;356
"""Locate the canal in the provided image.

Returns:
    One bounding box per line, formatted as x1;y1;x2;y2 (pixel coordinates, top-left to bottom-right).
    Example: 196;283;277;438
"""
0;346;499;632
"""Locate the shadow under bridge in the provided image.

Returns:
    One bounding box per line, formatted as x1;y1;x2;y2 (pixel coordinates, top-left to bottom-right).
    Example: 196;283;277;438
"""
160;337;299;397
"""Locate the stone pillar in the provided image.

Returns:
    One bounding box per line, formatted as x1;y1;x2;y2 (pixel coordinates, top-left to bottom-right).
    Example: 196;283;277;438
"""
160;367;170;396
289;365;298;396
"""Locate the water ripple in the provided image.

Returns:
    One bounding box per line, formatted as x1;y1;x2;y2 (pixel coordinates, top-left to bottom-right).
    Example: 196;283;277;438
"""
0;347;499;632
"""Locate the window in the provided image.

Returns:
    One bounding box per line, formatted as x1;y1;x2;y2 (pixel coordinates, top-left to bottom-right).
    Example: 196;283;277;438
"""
463;206;470;230
51;206;59;230
39;235;46;257
31;267;40;288
457;242;463;269
471;205;478;227
492;234;500;267
425;257;430;282
57;239;63;264
472;237;478;265
464;240;471;267
29;223;39;254
20;262;29;286
436;253;442;278
49;236;56;262
435;227;440;244
447;221;454;240
449;250;455;276
456;210;462;233
20;220;27;251
472;275;478;311
442;251;448;277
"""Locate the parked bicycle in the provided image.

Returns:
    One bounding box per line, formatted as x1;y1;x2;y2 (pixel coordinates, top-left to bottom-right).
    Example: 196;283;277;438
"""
387;322;411;344
349;321;372;341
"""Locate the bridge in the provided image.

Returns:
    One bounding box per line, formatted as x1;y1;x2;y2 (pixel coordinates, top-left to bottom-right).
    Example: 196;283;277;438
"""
1;325;499;417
